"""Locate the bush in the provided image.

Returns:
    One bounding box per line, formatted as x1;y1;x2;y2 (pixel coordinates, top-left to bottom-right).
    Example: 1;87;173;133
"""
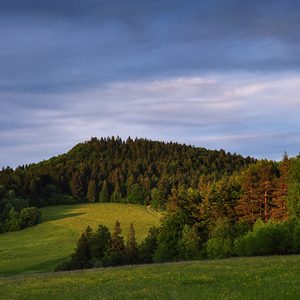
19;207;42;229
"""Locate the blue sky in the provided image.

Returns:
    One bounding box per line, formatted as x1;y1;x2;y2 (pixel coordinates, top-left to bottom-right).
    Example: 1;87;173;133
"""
1;0;300;168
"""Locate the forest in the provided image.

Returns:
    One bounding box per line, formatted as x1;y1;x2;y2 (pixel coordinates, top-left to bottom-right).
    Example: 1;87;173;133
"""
1;136;300;267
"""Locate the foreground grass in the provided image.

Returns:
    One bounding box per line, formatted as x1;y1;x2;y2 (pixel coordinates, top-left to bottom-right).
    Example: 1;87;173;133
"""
0;203;160;276
1;255;300;299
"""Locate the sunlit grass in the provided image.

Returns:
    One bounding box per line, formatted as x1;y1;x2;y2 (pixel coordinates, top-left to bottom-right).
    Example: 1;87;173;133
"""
1;255;300;299
0;203;160;276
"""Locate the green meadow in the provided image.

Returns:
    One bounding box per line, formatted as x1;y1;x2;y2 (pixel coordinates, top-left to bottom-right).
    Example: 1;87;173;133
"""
1;255;300;299
0;203;160;277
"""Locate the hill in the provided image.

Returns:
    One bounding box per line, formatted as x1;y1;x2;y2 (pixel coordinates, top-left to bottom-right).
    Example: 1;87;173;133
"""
2;255;300;299
0;136;256;212
0;203;160;276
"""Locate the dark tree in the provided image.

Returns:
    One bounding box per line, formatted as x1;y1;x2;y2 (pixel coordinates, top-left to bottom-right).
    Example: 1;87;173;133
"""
90;224;111;259
87;179;97;203
109;220;125;254
138;226;159;264
124;222;138;265
71;171;84;200
70;232;92;270
99;180;109;203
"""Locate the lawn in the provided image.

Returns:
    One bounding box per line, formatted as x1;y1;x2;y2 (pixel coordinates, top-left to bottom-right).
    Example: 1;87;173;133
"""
1;255;300;299
0;203;160;276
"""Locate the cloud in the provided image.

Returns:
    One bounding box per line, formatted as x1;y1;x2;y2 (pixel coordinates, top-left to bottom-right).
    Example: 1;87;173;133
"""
1;72;300;168
1;1;300;168
1;0;300;95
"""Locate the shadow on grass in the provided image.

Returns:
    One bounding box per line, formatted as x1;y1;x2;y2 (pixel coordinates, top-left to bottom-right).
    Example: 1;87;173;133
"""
0;256;72;277
41;211;86;223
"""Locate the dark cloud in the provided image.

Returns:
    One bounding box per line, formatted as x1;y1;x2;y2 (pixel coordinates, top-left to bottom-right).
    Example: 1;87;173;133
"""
1;1;300;167
1;0;300;94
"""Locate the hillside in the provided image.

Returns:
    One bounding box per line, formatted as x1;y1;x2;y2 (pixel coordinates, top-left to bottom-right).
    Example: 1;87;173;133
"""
0;203;160;276
2;255;300;299
0;136;256;211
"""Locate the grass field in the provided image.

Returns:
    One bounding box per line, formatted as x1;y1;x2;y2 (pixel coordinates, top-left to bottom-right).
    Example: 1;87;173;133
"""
0;203;160;277
1;255;300;299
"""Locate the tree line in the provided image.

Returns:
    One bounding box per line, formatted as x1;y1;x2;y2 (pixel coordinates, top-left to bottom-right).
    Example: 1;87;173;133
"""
0;136;256;232
1;136;300;266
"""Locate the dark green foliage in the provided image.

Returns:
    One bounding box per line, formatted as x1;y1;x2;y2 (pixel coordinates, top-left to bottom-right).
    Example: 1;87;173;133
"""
0;136;257;213
99;180;109;203
109;220;125;254
110;184;122;203
234;218;298;257
84;226;93;240
87;180;97;203
71;171;84;200
158;209;188;255
150;188;165;209
19;207;42;229
292;225;300;253
153;242;177;263
286;154;300;217
90;224;111;259
178;225;204;260
124;223;138;265
7;207;21;232
104;252;123;267
138;226;159;264
70;232;92;270
206;219;234;259
127;184;146;204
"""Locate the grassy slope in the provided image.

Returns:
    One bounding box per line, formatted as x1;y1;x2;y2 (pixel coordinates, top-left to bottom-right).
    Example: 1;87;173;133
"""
0;203;160;276
1;255;300;299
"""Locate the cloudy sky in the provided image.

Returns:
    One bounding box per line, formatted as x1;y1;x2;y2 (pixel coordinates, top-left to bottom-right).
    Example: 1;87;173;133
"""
1;0;300;168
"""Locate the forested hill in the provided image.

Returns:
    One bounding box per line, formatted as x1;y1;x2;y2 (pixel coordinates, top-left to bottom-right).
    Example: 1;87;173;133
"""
0;136;256;209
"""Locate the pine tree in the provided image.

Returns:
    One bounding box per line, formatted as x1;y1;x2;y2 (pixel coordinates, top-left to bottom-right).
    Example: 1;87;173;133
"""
124;222;138;264
99;180;109;203
84;225;93;240
271;153;291;220
110;183;122;203
110;220;125;254
71;171;84;200
90;224;111;259
87;179;97;203
70;232;92;270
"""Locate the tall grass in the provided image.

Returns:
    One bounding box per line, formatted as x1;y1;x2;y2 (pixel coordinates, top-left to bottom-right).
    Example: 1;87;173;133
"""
1;255;300;299
0;203;160;276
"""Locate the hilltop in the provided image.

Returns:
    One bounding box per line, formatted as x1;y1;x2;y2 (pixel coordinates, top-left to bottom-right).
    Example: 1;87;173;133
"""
0;136;256;211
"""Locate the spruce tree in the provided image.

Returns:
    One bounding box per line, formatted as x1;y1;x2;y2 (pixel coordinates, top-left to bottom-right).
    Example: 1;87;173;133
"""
99;180;109;203
71;171;84;200
87;179;97;203
70;232;92;270
124;222;138;264
90;224;111;259
110;220;125;254
104;220;125;266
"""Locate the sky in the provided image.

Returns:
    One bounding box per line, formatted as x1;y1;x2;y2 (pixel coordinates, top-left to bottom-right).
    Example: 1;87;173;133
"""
1;0;300;169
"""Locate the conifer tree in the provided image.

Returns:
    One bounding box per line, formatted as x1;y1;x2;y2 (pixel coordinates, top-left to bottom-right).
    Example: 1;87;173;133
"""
87;179;97;203
110;183;122;203
70;232;92;270
84;225;93;240
124;222;138;264
99;180;109;203
90;224;111;259
271;153;291;220
71;171;84;200
110;220;125;254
